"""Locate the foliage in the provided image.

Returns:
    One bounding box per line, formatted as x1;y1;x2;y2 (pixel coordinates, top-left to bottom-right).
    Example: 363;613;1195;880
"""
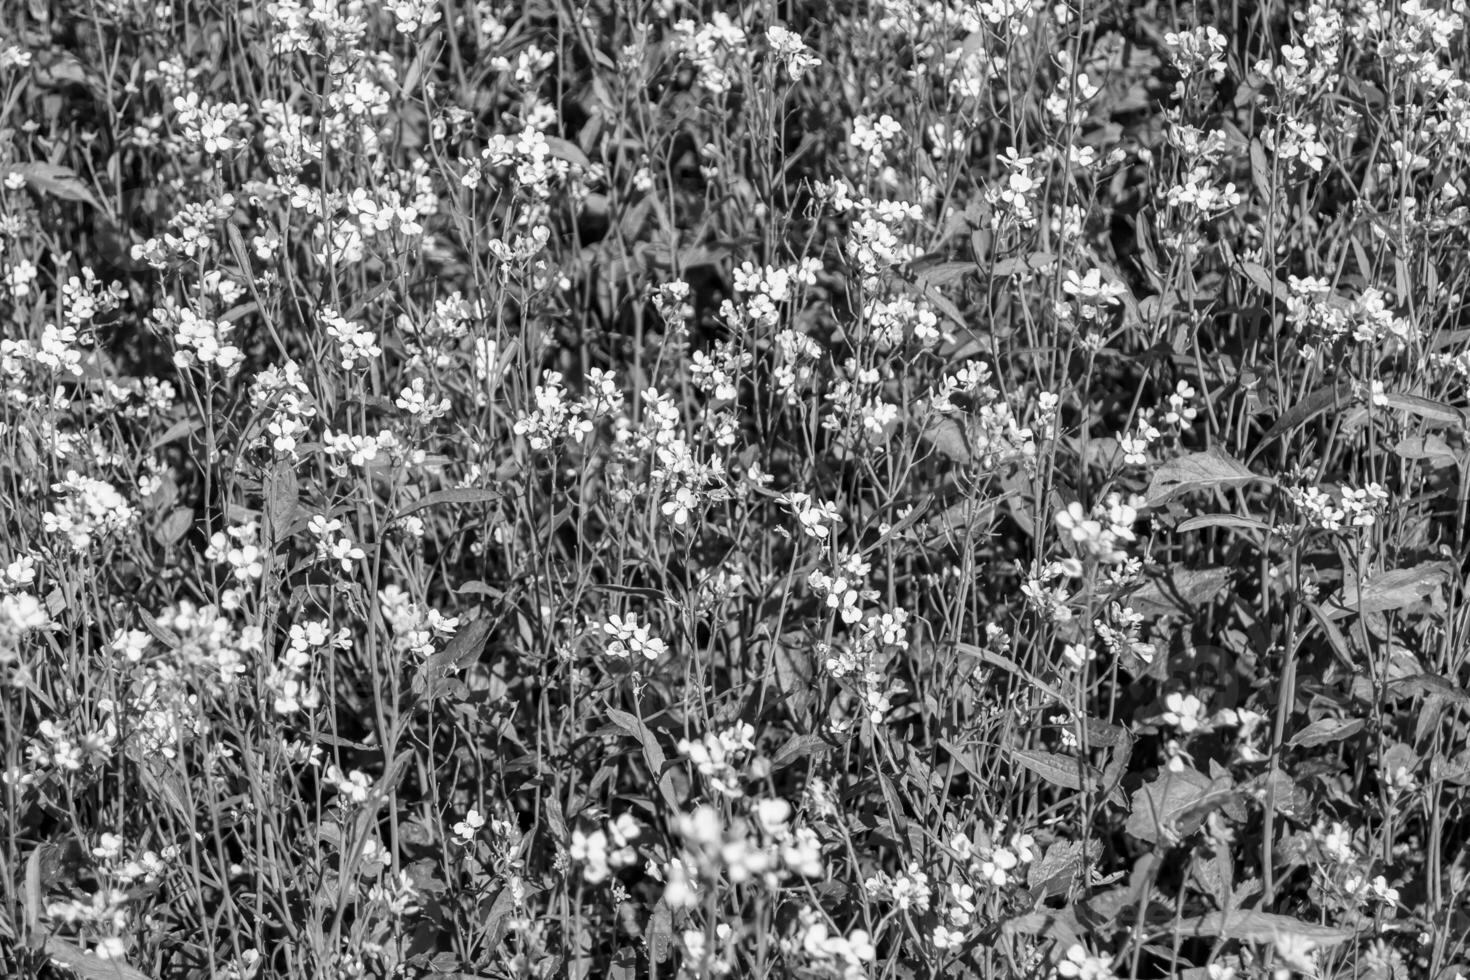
1;0;1469;977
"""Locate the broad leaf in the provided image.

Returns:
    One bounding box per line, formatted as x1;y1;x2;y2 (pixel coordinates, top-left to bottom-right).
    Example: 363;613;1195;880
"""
1323;561;1452;620
46;938;152;980
1144;448;1270;508
1252;382;1353;457
1382;392;1467;427
415;614;492;701
921;416;971;464
1027;840;1093;899
1012;748;1092;791
605;708;682;812
1393;434;1459;469
1129;566;1231;618
1288;717;1364;748
1126;767;1232;844
7;162;105;210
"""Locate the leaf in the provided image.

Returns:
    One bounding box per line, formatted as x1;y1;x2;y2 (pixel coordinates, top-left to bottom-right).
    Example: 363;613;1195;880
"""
921;416;971;464
455;580;505;599
1393;434;1460;468
1177;909;1354;946
771;634;816;720
990;250;1056;278
542;135;591;169
608;947;638;980
956;643;1070;705
604;708;681;813
1143;448;1270;508
1239;261;1289;305
1011;748;1100;793
1027;840;1091;899
1078;716;1130;749
1126;767;1231;845
24;846;41;937
1387;674;1470;703
1129;566;1231;618
769;733;832;771
922;493;1003;549
149;417;203;450
263;461;299;546
1251;382;1353;459
1176;514;1273;535
911;259;975;288
1323;561;1453;620
918;282;969;332
394;487;502;521
7;163;105;210
1248;139;1273;203
1000;907;1083;948
46;938;153;980
938;738;989;784
648;901;674;963
135;607;180;649
1382;393;1467;427
1288;717;1365;748
1305;601;1356;672
415;615;492;701
153;506;194;548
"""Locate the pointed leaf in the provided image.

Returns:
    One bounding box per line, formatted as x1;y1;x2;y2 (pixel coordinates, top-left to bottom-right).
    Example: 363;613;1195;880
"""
1393;434;1459;468
415;614;492;701
1128;566;1231;618
1178;909;1354;946
1176;514;1273;535
1381;393;1467;427
394;487;502;521
605;708;681;813
1012;748;1099;793
921;416;971;464
1288;717;1365;748
1252;383;1353;457
8;163;105;210
770;733;832;772
1144;448;1270;508
1126;767;1232;844
1323;561;1452;620
46;938;153;980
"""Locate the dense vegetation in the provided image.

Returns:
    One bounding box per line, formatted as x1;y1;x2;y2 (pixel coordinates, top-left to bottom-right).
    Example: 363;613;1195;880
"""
2;0;1469;976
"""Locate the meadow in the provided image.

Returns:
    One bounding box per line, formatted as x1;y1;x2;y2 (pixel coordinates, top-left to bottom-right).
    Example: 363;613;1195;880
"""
1;0;1469;975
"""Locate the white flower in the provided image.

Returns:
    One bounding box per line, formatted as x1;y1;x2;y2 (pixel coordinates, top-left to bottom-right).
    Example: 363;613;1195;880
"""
1163;692;1205;733
452;809;486;844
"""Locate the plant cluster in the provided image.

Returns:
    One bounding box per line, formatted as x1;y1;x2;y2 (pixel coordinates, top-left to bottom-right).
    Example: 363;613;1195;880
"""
2;0;1470;976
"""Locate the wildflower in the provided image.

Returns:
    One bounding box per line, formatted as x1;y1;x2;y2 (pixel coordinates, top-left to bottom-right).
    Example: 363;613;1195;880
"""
452;809;486;844
1163;380;1199;428
325;766;374;806
849;114;902;166
1054;495;1136;563
43;472;138;549
679;723;755;797
603;613;668;661
1062;268;1126;318
1056;943;1117;980
766;26;821;81
782;492;843;539
1162;692;1206;733
1163;25;1228;79
789;907;875;978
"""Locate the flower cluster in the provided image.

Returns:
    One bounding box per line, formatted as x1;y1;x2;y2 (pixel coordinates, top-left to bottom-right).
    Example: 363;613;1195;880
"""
1287;482;1390;531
